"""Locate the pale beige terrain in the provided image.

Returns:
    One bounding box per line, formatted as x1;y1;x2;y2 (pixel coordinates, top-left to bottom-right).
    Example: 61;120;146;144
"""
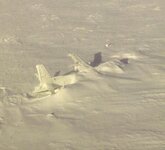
0;0;165;150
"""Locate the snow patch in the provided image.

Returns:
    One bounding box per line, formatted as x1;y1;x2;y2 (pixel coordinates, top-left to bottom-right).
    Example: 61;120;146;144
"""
111;53;139;60
0;35;19;44
96;61;124;74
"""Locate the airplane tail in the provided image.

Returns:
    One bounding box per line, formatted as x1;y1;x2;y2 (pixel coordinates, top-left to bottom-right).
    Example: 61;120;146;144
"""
35;64;51;83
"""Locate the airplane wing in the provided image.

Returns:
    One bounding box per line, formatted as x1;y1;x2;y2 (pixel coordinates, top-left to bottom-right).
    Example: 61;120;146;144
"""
68;53;94;72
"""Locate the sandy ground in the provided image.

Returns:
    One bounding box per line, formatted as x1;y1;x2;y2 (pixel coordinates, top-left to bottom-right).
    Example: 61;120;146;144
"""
0;0;165;150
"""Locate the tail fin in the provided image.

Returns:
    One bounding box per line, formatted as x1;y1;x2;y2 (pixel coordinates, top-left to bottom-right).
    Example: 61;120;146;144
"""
35;64;51;83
